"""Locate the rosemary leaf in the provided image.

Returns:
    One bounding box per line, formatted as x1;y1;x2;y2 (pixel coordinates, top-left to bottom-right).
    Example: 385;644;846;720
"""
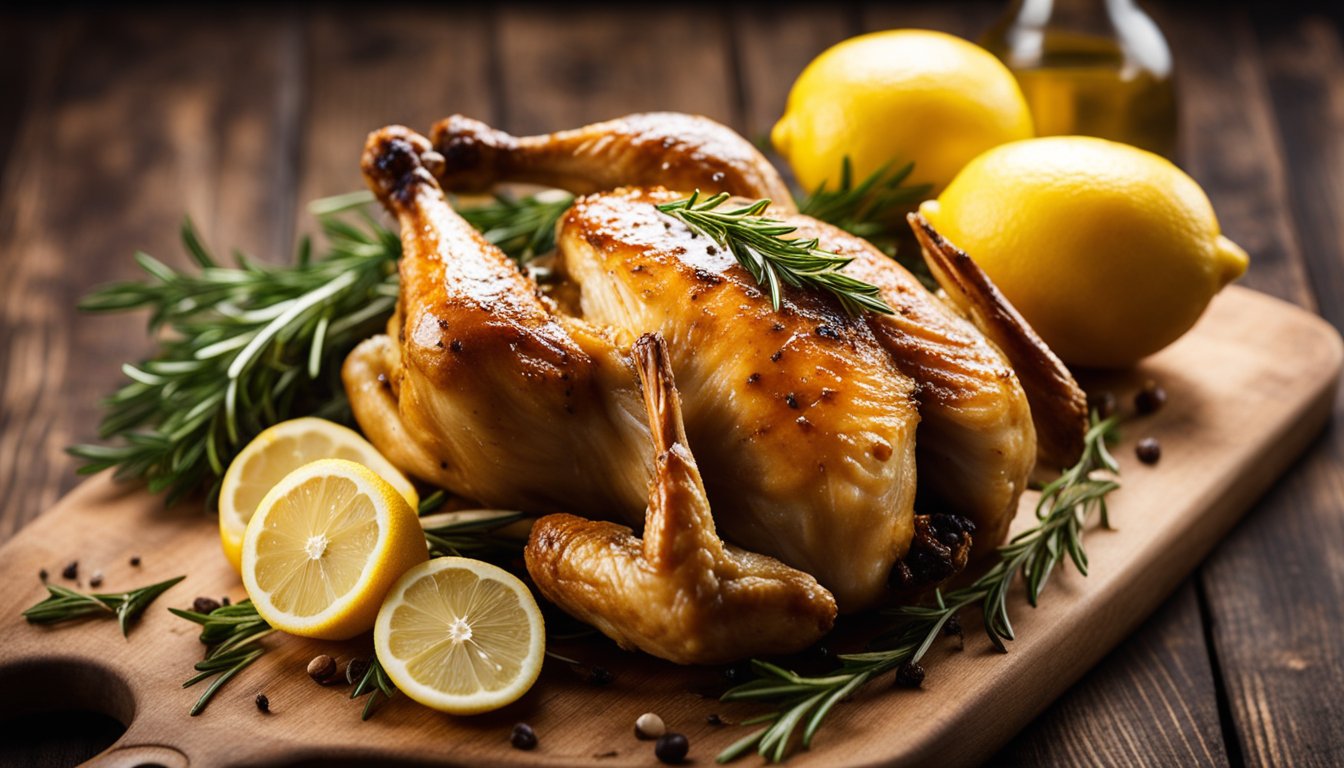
657;192;893;316
170;599;275;715
350;657;398;720
23;575;185;637
716;413;1123;763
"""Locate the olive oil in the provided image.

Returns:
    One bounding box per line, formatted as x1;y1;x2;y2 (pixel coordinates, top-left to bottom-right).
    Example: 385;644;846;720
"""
983;0;1178;158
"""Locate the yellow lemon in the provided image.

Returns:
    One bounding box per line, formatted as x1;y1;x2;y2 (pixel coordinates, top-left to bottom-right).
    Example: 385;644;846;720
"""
773;29;1033;195
241;458;428;640
920;136;1249;368
220;417;417;573
374;557;545;715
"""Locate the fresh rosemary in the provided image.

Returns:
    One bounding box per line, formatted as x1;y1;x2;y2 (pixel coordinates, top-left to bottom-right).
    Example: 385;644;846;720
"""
656;192;893;316
23;575;184;637
797;158;931;249
169;599;275;716
351;657;399;720
68;191;572;505
420;508;529;564
716;413;1122;764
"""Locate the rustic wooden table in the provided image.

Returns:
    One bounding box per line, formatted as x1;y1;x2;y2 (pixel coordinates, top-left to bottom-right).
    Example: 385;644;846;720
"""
1;3;1340;766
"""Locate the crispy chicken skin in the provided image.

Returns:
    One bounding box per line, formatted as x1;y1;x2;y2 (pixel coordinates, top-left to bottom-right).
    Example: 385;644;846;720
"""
526;334;838;664
430;112;796;210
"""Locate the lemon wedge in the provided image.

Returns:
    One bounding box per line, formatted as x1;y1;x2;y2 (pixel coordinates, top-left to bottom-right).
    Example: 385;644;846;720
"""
374;557;545;714
241;458;428;640
220;417;418;572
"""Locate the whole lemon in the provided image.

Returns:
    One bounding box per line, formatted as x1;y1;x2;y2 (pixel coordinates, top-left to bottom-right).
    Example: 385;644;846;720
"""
920;136;1249;368
773;29;1034;195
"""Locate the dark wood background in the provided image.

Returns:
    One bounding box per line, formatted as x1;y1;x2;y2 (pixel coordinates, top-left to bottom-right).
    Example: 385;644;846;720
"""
1;2;1341;766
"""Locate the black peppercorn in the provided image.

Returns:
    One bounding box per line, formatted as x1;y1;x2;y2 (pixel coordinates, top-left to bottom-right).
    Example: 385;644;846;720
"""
1089;390;1118;420
895;661;925;689
129;556;141;567
943;615;963;638
193;596;222;614
510;722;538;750
1136;437;1162;465
1134;380;1167;415
706;713;724;726
221;596;231;607
38;568;48;582
255;693;270;713
587;665;613;686
61;561;78;580
655;732;689;764
89;571;104;588
722;662;752;685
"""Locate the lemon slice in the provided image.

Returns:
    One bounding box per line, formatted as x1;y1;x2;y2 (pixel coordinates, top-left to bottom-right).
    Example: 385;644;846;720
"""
375;557;545;714
220;417;418;572
241;458;428;640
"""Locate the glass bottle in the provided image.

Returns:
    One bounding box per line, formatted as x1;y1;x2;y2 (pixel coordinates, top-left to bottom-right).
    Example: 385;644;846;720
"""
982;0;1178;158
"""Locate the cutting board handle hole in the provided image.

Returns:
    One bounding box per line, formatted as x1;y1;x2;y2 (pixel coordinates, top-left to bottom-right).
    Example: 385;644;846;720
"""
0;655;134;724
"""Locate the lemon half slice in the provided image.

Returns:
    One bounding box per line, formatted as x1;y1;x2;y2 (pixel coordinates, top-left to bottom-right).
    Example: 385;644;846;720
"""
241;458;428;640
375;558;545;714
220;417;418;572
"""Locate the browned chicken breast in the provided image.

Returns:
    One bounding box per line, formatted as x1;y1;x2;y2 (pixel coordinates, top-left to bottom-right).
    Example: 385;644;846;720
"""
527;333;837;664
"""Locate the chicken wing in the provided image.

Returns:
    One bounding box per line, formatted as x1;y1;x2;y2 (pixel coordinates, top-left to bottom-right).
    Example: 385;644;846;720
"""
526;333;838;664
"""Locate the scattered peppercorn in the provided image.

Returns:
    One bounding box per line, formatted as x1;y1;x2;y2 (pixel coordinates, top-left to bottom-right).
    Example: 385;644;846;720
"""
38;568;48;582
1134;380;1167;415
654;732;689;764
635;712;666;740
89;571;104;588
1089;390;1118;420
587;665;613;686
221;596;231;607
255;693;270;713
346;657;370;685
193;597;221;614
943;615;963;639
706;713;724;726
895;661;925;689
1136;437;1162;465
307;654;337;682
510;722;538;750
61;561;78;580
722;662;751;685
129;556;141;567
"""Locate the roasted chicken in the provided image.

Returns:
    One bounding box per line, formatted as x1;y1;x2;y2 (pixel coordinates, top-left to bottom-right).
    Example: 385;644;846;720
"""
344;113;1086;664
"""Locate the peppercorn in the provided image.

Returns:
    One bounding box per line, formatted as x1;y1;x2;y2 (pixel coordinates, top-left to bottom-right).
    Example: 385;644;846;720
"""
129;556;141;567
1136;437;1162;465
510;722;538;750
89;571;104;588
307;654;337;682
895;661;925;689
706;713;724;726
346;657;370;685
193;596;221;614
722;662;752;685
587;665;613;686
61;561;78;580
655;732;689;764
1089;390;1118;420
38;568;48;582
635;712;666;740
1135;380;1167;415
221;596;231;607
255;693;270;713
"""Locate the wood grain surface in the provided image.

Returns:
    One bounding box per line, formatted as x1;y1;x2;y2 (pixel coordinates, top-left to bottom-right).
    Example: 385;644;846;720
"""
0;287;1337;768
2;3;1343;766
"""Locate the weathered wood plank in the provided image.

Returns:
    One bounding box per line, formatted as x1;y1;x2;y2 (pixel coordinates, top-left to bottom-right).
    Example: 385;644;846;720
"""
0;9;298;539
494;6;737;135
1194;9;1344;766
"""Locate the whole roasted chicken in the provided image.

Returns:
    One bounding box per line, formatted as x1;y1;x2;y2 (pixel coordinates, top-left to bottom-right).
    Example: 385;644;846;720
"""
344;114;1087;664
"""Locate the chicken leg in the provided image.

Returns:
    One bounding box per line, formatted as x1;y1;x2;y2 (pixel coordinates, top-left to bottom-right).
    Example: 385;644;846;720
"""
525;333;838;664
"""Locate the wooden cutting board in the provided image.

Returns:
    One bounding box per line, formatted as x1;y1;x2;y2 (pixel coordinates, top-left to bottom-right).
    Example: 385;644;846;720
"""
0;285;1338;768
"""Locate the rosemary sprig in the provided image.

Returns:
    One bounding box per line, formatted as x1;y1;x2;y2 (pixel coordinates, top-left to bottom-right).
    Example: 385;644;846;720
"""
23;575;184;637
656;192;893;316
169;599;275;716
797;158;931;247
457;190;573;263
420;508;529;565
717;414;1122;763
350;656;399;720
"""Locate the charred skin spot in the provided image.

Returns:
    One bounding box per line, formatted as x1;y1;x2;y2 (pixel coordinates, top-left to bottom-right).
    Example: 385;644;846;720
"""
815;324;841;340
785;393;799;409
889;515;975;591
770;350;783;363
450;339;463;353
374;137;428;205
746;373;761;385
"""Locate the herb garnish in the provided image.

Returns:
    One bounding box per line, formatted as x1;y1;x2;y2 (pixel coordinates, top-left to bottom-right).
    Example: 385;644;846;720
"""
797;158;931;249
716;414;1121;764
656;192;893;316
169;599;275;715
350;656;398;720
23;574;184;636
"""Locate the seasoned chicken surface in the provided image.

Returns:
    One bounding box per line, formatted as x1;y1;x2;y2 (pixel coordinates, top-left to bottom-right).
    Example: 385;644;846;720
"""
345;114;1088;662
527;333;838;664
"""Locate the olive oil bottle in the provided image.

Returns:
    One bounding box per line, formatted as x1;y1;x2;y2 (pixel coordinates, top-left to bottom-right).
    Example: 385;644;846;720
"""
982;0;1178;158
